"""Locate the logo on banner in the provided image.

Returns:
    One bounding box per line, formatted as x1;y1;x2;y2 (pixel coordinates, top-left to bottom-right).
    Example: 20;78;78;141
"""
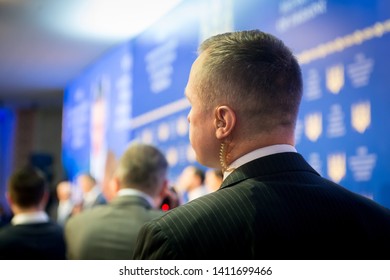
166;147;179;166
158;122;170;142
347;53;374;88
327;153;346;183
141;129;154;144
349;146;377;182
327;104;346;138
351;101;371;133
304;112;322;142
326;64;344;94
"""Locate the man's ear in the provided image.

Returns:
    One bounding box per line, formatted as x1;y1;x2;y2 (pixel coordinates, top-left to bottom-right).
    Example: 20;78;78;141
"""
214;105;236;140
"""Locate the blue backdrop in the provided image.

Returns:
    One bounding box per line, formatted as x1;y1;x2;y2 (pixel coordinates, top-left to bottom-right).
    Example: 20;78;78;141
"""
0;108;15;211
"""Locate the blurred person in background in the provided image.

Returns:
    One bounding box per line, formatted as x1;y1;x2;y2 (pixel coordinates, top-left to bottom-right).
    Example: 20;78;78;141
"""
90;75;117;201
65;143;170;259
205;168;223;193
177;165;207;204
0;166;66;259
159;186;180;211
76;173;107;212
54;180;74;227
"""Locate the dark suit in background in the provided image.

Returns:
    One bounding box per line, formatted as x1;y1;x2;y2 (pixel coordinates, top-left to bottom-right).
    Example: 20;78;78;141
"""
133;30;390;260
0;222;66;260
0;166;66;260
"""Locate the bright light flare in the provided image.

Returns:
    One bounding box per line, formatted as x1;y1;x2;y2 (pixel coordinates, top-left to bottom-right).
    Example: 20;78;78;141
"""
42;0;183;41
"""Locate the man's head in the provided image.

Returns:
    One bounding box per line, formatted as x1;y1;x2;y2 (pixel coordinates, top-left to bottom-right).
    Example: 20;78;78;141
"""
56;181;72;202
112;143;168;200
7;166;48;213
178;166;205;192
205;168;223;192
185;30;303;169
77;173;96;194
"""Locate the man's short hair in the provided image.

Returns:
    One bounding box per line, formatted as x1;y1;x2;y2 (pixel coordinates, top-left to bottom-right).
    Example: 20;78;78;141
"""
77;173;96;184
8;166;47;208
197;29;303;132
115;143;168;193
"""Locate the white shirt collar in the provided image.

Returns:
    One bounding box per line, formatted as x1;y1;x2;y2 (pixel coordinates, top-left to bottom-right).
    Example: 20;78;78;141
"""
117;188;156;208
223;144;297;180
11;211;49;225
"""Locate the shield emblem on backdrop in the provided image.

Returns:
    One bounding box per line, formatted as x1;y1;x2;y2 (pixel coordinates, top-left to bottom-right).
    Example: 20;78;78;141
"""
304;112;322;142
326;64;344;94
351;101;371;133
327;153;346;183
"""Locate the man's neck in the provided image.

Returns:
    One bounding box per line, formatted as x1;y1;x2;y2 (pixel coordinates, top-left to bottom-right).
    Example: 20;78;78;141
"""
11;205;42;215
226;129;295;165
223;144;297;180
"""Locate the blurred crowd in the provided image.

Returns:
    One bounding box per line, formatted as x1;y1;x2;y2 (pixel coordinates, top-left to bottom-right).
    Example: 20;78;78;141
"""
0;142;222;260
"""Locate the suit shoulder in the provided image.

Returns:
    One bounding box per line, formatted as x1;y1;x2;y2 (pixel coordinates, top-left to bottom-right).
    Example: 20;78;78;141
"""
66;206;105;228
155;188;252;231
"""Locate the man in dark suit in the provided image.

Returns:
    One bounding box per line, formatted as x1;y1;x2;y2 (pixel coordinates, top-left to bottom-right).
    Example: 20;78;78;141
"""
0;166;66;259
133;30;390;260
65;143;169;259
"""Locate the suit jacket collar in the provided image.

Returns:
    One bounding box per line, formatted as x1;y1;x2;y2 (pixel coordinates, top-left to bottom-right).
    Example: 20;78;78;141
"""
109;195;153;210
221;152;319;189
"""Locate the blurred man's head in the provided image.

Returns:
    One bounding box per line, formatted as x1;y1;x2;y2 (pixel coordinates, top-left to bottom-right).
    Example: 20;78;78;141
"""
7;166;48;213
178;166;205;192
77;173;96;194
205;169;223;192
56;181;72;202
112;143;169;203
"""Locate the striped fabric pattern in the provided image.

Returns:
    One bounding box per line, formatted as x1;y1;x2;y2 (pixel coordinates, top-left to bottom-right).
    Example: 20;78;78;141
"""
133;152;390;259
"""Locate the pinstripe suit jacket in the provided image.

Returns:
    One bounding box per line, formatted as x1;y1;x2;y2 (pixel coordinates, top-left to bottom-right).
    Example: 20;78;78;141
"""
133;152;390;259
